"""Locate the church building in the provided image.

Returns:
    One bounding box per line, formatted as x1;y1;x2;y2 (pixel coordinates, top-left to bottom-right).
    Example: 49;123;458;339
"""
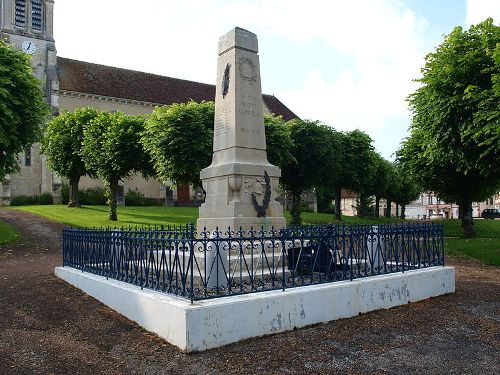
0;0;297;205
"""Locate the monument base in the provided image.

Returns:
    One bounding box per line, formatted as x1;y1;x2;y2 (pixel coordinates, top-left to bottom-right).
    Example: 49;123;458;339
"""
197;161;286;234
197;216;286;234
55;266;455;352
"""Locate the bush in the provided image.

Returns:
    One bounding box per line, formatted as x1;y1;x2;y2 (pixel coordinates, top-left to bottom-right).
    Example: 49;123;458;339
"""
39;192;53;205
10;193;53;206
79;187;107;205
10;195;37;206
316;187;336;214
61;183;69;205
300;202;314;213
125;188;159;206
60;184;106;205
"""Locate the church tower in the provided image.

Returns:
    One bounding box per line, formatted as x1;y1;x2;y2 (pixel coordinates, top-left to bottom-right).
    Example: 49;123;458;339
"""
0;0;58;111
0;0;60;204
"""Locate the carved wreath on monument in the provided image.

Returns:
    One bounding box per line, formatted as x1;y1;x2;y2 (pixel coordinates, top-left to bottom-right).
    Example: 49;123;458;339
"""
222;63;230;98
243;171;271;217
238;57;257;84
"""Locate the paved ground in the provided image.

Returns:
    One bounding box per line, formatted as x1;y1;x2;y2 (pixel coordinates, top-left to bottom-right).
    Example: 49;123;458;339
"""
0;209;499;375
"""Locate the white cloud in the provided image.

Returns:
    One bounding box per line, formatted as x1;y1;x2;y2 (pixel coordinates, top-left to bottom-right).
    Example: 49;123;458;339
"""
54;0;437;159
466;0;500;25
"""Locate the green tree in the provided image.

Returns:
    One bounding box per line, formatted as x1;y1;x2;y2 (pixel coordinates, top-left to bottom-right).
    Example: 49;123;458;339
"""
142;101;214;190
371;155;395;218
399;19;500;236
330;130;376;220
0;41;49;180
264;114;294;170
42;107;99;207
82;112;152;221
393;164;421;219
281;119;337;224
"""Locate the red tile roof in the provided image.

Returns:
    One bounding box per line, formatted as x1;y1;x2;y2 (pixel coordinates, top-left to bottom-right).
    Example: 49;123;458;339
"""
57;57;298;121
341;189;357;199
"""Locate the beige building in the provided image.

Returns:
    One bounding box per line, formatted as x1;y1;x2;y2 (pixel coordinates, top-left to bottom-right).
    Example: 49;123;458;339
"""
405;192;497;220
0;0;297;206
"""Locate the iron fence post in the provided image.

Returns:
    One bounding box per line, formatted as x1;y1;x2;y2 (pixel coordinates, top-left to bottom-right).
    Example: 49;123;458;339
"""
190;223;194;304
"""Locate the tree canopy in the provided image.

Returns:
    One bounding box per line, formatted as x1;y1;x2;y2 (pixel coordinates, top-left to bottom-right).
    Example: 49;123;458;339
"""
0;41;49;180
142;101;214;189
264;114;294;170
371;154;396;218
329;130;376;219
398;18;500;236
42;107;99;207
281;119;338;224
82;111;152;220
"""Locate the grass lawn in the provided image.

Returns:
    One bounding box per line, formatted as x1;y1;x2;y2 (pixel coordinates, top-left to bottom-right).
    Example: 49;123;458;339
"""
0;220;21;244
442;219;500;266
7;205;500;266
8;205;198;228
8;205;404;228
445;237;500;266
442;219;500;238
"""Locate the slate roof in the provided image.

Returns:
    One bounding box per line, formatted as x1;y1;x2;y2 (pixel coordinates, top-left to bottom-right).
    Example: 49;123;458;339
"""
57;57;298;121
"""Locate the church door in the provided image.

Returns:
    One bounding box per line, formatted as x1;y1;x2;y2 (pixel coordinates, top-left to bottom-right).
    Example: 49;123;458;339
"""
177;184;190;204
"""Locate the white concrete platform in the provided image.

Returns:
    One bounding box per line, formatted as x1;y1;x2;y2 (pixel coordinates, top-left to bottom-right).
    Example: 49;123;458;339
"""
55;266;455;352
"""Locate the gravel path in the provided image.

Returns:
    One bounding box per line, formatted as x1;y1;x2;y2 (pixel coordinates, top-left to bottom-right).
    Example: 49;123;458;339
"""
0;209;499;375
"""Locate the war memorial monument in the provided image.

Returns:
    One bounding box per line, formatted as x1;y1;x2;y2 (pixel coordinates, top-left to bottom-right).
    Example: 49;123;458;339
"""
56;28;455;352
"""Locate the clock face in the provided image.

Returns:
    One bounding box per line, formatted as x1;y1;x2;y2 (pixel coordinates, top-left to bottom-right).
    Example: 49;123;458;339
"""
21;41;37;55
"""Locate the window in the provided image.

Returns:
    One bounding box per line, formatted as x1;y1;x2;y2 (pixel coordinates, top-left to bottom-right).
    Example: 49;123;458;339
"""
15;0;26;28
31;0;43;31
428;196;433;204
24;146;31;167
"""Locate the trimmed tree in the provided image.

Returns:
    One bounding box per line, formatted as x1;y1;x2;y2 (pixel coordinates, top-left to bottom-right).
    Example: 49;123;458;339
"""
399;19;500;236
42;107;99;207
393;164;421;219
281;119;337;224
331;130;376;220
0;40;49;180
371;155;395;218
142;101;214;190
82;111;152;221
264;114;294;170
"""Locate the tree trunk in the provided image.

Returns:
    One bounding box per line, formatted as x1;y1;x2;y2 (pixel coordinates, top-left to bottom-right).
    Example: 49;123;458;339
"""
460;198;476;237
401;204;406;219
334;186;342;221
290;191;302;225
68;176;80;208
375;196;380;218
385;199;392;218
458;204;464;220
357;194;366;217
107;178;119;221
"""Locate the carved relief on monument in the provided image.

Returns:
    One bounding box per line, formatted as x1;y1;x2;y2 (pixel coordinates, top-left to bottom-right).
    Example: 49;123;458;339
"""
238;57;257;84
221;63;230;98
242;172;271;217
228;176;242;203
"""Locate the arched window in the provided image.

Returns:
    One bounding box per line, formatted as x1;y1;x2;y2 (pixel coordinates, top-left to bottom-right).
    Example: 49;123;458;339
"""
25;146;32;167
31;0;43;31
15;0;26;28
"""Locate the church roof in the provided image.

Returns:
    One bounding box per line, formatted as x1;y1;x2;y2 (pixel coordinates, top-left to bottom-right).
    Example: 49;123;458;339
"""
57;57;298;121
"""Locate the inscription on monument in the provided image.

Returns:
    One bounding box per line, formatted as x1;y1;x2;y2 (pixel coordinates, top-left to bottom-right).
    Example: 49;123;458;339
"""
238;94;260;117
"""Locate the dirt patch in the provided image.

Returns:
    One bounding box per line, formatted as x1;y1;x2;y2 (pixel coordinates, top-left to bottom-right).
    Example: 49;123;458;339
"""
0;209;499;374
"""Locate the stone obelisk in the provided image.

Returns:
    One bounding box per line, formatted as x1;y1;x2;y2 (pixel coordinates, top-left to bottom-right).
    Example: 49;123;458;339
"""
197;27;286;233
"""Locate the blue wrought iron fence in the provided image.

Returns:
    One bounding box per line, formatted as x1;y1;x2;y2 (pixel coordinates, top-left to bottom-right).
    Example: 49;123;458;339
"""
62;223;444;301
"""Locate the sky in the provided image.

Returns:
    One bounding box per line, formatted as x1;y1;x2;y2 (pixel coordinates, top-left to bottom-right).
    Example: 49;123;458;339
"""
53;0;500;160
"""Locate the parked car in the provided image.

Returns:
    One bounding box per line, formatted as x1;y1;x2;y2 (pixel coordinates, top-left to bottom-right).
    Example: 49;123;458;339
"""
480;208;500;219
